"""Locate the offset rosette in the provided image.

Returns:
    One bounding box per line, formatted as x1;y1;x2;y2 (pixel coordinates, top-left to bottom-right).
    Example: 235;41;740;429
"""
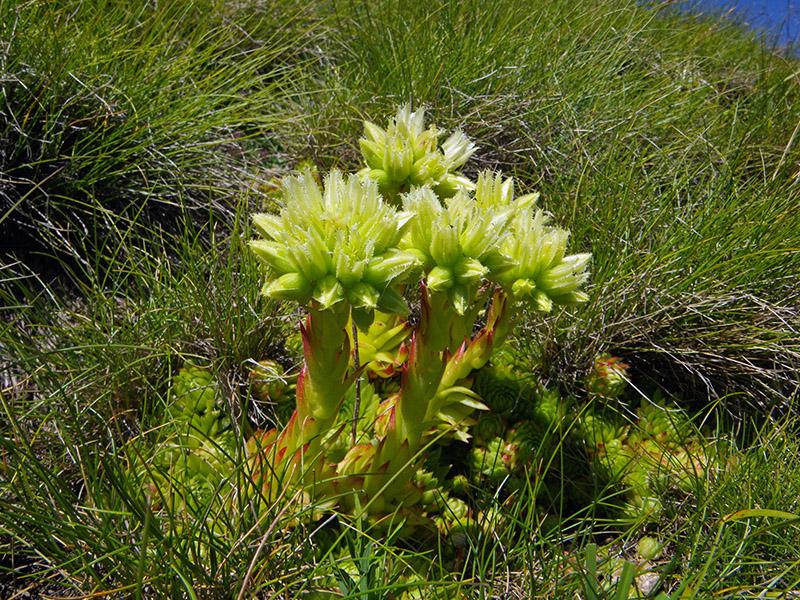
358;105;476;201
496;208;591;312
250;170;420;325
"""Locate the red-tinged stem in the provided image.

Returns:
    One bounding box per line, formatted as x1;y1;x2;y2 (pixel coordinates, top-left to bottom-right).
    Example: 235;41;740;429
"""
424;292;513;421
393;284;453;445
255;302;353;494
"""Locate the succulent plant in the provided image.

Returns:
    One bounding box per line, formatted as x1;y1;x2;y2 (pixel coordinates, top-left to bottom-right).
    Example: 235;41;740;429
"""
249;359;297;422
577;395;718;520
246;106;591;531
472;364;526;417
467;420;552;486
637;397;690;445
530;385;568;429
130;366;237;520
249;359;296;403
586;354;629;400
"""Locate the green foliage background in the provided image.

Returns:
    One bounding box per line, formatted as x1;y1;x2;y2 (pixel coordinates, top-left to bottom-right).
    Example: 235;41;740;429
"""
1;0;799;597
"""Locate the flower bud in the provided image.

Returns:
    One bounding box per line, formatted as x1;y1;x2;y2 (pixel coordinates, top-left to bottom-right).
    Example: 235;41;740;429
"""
637;536;662;560
482;250;515;279
537;253;591;295
411;154;445;184
426;266;454;291
264;272;312;302
533;290;553;313
454;257;488;286
359;138;384;169
442;130;477;169
434;173;474;198
411;126;439;160
364;250;420;287
383;136;413;182
252;213;282;240
249;240;295;274
430;225;460;267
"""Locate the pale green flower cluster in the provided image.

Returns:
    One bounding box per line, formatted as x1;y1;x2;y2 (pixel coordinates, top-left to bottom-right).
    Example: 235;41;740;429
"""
399;170;588;315
358;105;476;201
250;170;420;323
252;107;591;318
496;209;591;311
400;172;526;314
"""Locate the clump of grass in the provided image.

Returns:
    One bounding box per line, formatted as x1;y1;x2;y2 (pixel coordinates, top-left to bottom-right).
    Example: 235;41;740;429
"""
0;0;317;279
657;414;800;597
0;201;292;595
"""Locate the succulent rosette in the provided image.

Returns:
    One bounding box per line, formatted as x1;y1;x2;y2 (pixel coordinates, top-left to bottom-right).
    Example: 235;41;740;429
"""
358;105;476;201
346;311;411;378
250;170;420;326
586;354;630;400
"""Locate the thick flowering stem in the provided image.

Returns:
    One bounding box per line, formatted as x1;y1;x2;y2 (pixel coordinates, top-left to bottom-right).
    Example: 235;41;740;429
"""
295;303;352;430
427;289;513;420
395;284;459;445
358;284;484;507
251;303;353;497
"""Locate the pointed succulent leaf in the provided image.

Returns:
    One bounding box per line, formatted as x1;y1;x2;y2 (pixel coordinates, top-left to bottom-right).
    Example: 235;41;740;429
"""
347;282;379;310
376;287;410;316
264;272;313;302
313;274;345;309
363;120;386;144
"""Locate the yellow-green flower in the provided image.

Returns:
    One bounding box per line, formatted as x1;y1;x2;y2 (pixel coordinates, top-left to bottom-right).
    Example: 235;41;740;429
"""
400;171;534;314
358;105;476;201
250;170;420;320
496;208;591;311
